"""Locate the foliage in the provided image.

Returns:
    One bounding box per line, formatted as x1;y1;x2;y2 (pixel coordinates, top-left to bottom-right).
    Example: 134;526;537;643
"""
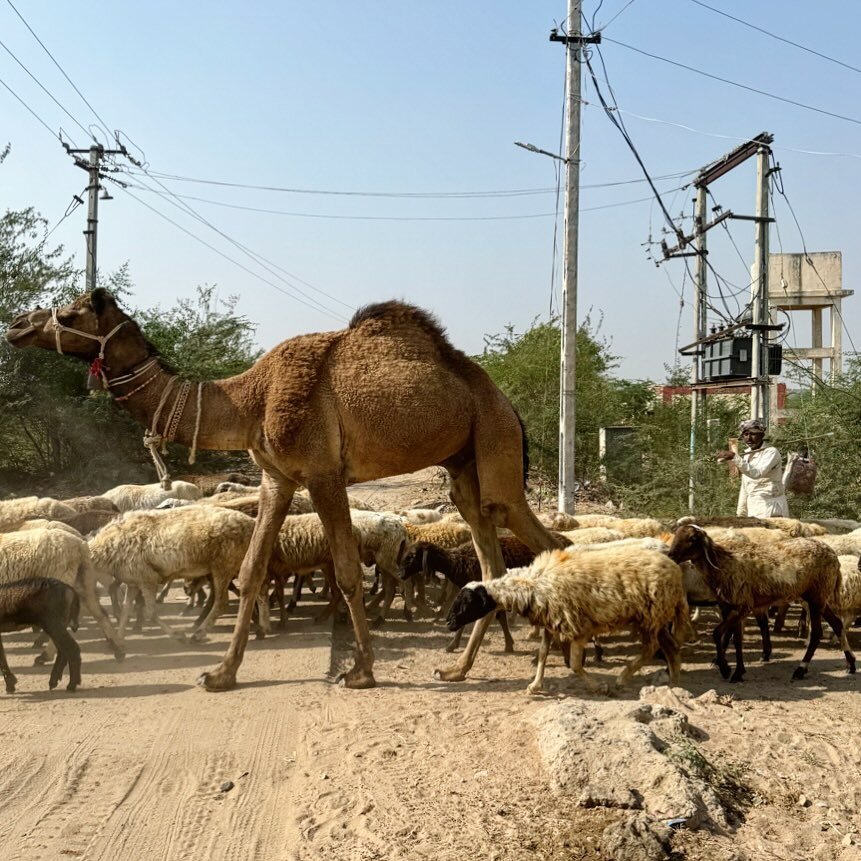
0;209;260;496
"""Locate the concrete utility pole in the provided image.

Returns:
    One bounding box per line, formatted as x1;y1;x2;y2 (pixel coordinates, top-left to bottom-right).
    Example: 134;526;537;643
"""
550;1;599;514
65;143;124;291
688;185;708;512
750;143;772;424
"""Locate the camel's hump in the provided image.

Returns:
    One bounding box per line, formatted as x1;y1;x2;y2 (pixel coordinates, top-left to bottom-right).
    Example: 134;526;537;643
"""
349;301;451;345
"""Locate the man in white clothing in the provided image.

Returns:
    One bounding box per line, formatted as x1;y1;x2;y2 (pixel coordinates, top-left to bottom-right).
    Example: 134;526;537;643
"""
716;419;790;518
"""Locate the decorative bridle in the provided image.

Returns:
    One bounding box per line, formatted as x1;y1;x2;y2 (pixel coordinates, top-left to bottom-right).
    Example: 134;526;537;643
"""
49;306;205;484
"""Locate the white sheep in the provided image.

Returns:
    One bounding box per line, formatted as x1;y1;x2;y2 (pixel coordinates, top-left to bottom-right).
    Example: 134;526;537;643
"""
88;506;273;644
214;481;259;495
396;508;444;525
0;497;76;530
0;527;123;659
445;546;692;695
100;481;202;512
816;533;861;557
560;526;624;545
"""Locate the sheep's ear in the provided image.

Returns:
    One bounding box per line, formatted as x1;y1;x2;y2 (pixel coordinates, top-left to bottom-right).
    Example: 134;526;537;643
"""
89;288;114;315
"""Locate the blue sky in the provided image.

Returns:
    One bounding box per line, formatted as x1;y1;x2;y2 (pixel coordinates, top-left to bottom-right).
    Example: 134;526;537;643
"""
1;1;859;381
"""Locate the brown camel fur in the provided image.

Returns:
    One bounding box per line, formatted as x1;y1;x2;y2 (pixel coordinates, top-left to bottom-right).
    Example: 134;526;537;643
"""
6;288;564;690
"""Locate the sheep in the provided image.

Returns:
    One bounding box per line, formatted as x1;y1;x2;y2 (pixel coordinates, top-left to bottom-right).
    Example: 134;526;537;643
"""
156;498;196;510
563;513;620;529
833;556;861;631
0;518;81;537
174;472;256;496
400;535;544;653
396;508;444;525
88;506;277;644
806;518;861;535
100;480;202;512
205;492;315;517
59;496;119;513
0;527;123;659
816;534;861;557
541;512;580;531
609;518;665;538
214;481;259;495
667;524;855;682
560;526;624;545
0;497;76;530
59;509;118;537
768;518;827;538
0;578;82;693
404;520;473;549
446;547;692;694
703;526;789;545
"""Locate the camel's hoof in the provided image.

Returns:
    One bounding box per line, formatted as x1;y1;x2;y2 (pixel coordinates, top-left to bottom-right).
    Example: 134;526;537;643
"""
791;665;808;681
33;654;48;666
190;630;208;644
526;683;544;695
588;682;611;696
112;646;126;662
174;634;190;645
66;682;78;692
433;666;467;682
197;668;236;692
336;666;376;689
504;642;515;654
4;677;17;694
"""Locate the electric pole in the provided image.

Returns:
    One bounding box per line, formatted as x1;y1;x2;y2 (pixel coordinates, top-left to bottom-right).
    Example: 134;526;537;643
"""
65;143;124;291
750;142;772;424
688;184;708;512
550;1;599;514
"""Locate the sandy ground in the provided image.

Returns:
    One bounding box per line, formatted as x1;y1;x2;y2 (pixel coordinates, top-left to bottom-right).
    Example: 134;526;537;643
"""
1;470;860;860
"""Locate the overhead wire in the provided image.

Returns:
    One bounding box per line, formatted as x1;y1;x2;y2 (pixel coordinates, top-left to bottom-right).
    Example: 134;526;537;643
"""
603;37;861;128
4;0;114;139
0;72;58;139
686;0;861;77
0;35;93;141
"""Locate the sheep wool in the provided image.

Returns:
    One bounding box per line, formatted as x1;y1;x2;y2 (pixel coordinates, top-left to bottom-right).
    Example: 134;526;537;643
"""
101;481;202;512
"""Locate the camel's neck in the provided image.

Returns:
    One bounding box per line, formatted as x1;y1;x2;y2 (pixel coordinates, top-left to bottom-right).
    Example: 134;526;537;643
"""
109;359;260;452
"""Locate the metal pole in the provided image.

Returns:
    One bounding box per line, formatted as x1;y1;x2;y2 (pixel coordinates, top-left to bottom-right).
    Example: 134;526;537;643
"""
558;0;581;514
688;184;708;512
750;144;771;423
84;144;101;292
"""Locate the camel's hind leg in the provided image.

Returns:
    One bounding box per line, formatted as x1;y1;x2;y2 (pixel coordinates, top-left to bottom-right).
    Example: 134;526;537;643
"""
307;474;375;688
198;473;295;692
434;461;506;682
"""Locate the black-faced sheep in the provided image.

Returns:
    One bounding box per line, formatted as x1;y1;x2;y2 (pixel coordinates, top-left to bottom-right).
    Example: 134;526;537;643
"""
446;547;692;695
668;524;855;682
0;578;81;693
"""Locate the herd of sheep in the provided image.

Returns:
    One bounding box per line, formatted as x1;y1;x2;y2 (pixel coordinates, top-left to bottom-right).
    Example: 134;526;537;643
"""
1;473;860;697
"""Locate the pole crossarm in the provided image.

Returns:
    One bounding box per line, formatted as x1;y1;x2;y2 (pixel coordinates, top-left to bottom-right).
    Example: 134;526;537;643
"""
693;132;773;187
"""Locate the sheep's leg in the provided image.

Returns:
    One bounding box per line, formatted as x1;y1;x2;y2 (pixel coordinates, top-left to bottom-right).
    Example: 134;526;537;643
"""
526;628;552;694
287;572;302;612
306;474;375;689
133;590;145;633
498;610;515;653
401;576;416;623
140;588;191;643
0;635;17;694
434;462;506;682
560;640;571;668
43;619;80;692
78;565;124;661
368;567;380;597
657;627;682;686
446;626;464;652
755;610;772;662
712;607;744;680
192;578;216;629
793;602;824;681
822;606;856;674
156;579;172;604
108;581;124;622
797;604;810;640
371;573;396;628
729;619;746;682
592;636;605;664
617;633;660;687
569;641;608;694
772;601;790;633
313;564;341;623
117;586;136;641
271;573;288;630
190;573;229;641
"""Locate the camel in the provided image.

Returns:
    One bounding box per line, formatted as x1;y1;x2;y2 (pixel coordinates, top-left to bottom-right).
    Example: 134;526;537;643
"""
6;288;564;690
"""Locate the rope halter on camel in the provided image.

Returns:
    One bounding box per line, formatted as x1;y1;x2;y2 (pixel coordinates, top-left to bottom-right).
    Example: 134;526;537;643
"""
50;307;130;387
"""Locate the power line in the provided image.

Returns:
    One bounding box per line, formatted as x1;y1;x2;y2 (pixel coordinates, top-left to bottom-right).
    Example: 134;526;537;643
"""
604;37;861;128
116;185;347;324
0;72;57;138
687;0;861;77
0;35;92;141
599;0;638;31
119;165;691;197
4;0;114;137
123;170;353;318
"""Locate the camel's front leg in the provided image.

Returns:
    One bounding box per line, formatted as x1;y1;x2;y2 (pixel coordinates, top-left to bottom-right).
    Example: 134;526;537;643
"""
434;462;506;682
198;474;295;691
308;475;375;689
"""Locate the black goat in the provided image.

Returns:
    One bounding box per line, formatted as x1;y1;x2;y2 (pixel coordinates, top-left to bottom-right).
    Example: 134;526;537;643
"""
0;578;82;693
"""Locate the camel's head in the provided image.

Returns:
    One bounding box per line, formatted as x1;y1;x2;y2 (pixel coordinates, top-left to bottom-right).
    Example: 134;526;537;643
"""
667;523;711;565
6;288;137;364
446;582;497;631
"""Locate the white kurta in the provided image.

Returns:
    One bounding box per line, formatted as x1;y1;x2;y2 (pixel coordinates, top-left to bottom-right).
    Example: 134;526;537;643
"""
733;445;790;518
